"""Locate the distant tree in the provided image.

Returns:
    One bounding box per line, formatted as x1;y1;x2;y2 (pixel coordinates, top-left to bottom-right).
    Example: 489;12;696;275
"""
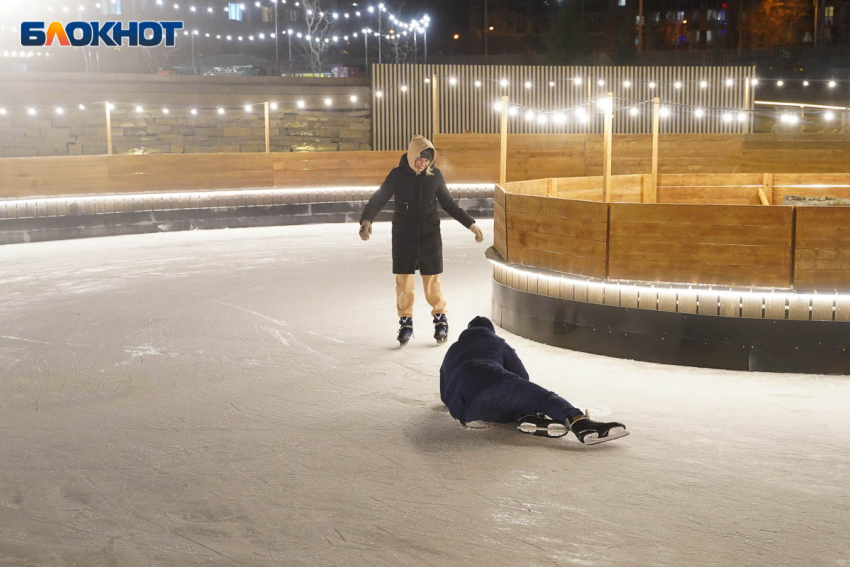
294;0;334;73
743;0;811;48
544;1;593;63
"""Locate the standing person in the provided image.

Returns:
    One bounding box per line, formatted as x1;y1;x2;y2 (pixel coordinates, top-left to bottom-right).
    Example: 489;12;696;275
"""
440;316;629;445
359;135;484;347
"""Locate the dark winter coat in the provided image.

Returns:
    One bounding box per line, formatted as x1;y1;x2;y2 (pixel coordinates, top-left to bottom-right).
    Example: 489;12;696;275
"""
440;316;531;423
359;137;475;275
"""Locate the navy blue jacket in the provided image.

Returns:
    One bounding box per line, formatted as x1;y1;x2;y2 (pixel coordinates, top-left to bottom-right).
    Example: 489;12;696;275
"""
440;316;530;422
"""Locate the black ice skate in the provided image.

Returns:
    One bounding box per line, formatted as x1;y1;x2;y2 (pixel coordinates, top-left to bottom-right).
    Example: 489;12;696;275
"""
569;410;629;445
516;413;569;438
397;317;413;347
433;313;449;344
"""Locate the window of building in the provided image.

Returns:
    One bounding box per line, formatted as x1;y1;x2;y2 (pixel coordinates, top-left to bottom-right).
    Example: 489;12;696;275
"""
619;0;626;6
654;11;661;22
696;30;701;41
101;0;121;14
289;8;297;22
707;30;713;42
228;2;243;21
718;10;726;21
707;9;716;20
825;5;834;25
677;11;685;21
262;6;272;22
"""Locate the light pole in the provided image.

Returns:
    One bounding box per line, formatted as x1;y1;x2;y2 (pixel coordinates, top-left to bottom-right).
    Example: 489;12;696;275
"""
362;28;370;70
191;29;196;73
483;0;488;56
378;3;384;64
274;0;280;75
287;29;293;75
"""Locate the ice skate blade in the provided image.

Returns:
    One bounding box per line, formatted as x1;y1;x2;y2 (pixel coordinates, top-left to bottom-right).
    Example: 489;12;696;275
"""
517;422;569;438
582;429;629;445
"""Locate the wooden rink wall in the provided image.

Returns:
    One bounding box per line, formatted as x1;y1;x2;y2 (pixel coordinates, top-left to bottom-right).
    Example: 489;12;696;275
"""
4;133;850;199
494;177;850;294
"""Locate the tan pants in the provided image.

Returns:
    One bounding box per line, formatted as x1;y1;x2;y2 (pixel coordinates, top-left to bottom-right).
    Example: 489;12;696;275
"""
396;274;447;318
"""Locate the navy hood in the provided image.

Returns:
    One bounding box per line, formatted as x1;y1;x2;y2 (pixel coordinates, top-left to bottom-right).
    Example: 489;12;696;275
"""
467;316;495;332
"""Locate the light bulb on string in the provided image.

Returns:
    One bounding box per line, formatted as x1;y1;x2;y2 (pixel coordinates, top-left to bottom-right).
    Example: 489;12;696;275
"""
829;80;837;88
244;104;252;112
737;112;747;122
524;81;532;89
375;91;383;98
573;77;582;86
597;79;604;87
162;108;170;114
217;107;225;115
135;105;144;113
674;81;682;89
659;107;671;118
349;95;357;103
324;98;332;106
78;104;85;110
524;110;535;121
803;81;810;86
824;111;835;122
270;102;278;110
500;79;509;87
55;107;64;115
722;112;732;123
725;78;734;87
400;85;408;92
553;112;566;124
297;100;306;108
777;80;784;87
475;80;482;88
575;108;589;123
0;108;7;116
549;81;556;87
106;103;115;110
629;107;639;117
449;77;457;86
508;107;518;117
694;108;705;118
536;114;548;125
623;80;631;88
648;81;656;89
493;101;503;112
424;77;430;84
750;78;759;86
699;80;708;89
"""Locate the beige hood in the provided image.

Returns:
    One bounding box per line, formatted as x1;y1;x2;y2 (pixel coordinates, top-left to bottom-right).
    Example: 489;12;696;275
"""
407;135;437;175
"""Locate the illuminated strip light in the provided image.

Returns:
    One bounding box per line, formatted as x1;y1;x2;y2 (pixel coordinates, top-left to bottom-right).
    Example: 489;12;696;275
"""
487;257;848;309
754;100;847;110
0;184;495;214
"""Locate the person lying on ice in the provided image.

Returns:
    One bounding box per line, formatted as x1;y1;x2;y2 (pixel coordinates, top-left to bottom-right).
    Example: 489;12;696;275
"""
359;135;484;347
440;316;629;445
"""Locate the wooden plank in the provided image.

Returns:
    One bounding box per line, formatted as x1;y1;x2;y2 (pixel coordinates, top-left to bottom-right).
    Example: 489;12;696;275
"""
658;173;765;186
507;211;608;241
658;186;761;205
609;222;791;246
773;173;850;186
762;173;774;205
0;156;110;198
641;174;656;204
610;203;793;227
507;230;607;259
757;188;770;206
510;247;606;279
609;241;792;268
608;261;792;288
506;194;608;222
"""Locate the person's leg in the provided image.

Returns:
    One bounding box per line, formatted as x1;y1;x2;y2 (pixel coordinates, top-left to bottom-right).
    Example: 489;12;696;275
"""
396;274;415;318
421;274;447;316
461;366;583;425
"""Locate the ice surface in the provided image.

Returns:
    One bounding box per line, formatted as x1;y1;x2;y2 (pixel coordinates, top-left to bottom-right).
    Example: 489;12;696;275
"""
1;220;848;566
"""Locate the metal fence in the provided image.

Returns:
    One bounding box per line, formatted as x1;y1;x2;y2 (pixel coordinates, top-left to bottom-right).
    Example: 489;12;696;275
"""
371;64;756;151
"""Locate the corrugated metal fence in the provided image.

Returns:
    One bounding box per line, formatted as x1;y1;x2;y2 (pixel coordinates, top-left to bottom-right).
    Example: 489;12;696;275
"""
371;64;756;150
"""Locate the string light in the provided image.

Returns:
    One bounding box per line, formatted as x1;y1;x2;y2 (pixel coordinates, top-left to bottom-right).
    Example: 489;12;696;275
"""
623;80;631;88
190;108;198;115
324;97;332;106
648;82;656;89
737;112;747;122
722;112;733;123
135;105;144;113
553;112;566;124
549;81;556;88
750;78;759;86
524;110;535;121
725;78;734;87
824;111;835;122
449;77;457;86
524;81;532;89
777;80;784;87
803;81;810;87
493;101;504;112
78;104;86;110
217;107;225;115
269;102;278;110
475;80;482;88
349;95;357;102
829;80;837;88
659;107;671;118
244;104;252;112
400;85;408;92
55;107;64;115
27;108;36;116
694;108;705;118
674;81;682;89
297;100;306;108
0;108;6;116
700;80;708;89
162;108;170;114
500;79;509;87
597;79;605;87
375;91;383;98
629;107;639;117
573;77;582;86
508;107;518;117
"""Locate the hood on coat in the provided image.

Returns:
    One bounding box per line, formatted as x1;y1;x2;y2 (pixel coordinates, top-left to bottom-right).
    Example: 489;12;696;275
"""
406;135;437;176
466;316;495;332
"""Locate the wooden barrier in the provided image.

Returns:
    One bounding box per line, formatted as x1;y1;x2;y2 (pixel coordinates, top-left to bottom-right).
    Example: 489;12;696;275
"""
794;207;850;291
504;193;608;279
493;185;508;260
608;203;794;288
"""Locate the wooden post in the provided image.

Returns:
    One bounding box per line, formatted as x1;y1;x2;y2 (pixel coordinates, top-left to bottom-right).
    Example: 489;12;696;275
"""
264;101;271;153
602;91;613;203
641;173;655;203
431;74;439;139
841;111;847;135
104;102;113;156
499;95;508;187
761;173;774;205
743;75;751;134
651;96;660;202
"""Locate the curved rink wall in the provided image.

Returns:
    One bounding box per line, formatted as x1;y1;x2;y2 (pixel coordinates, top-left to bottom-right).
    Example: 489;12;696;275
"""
0;185;494;245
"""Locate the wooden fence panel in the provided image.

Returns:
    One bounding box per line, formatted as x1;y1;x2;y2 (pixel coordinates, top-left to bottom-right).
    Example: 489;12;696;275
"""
494;184;508;259
0;156;109;198
609;203;793;287
505;193;608;278
794;207;850;291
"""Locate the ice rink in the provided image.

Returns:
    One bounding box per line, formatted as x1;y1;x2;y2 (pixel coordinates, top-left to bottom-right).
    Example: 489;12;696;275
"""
1;219;848;566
